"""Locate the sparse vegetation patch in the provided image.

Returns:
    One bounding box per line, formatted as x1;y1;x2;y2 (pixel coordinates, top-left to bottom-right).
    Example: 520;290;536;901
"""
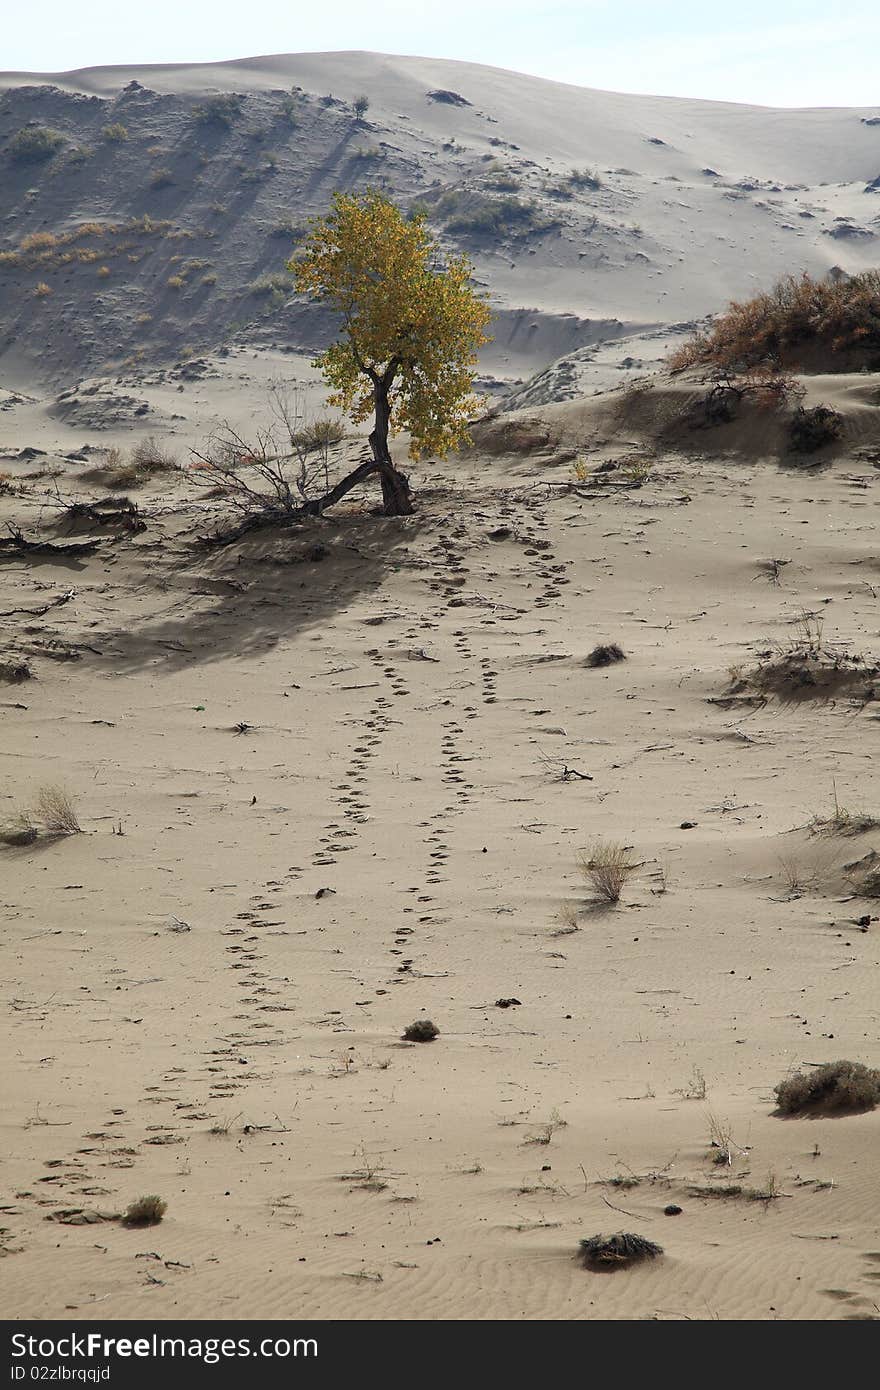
7;126;65;165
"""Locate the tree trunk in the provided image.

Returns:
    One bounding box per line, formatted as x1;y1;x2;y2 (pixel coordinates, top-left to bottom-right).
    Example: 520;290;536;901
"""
202;458;380;545
302;457;379;514
369;381;413;516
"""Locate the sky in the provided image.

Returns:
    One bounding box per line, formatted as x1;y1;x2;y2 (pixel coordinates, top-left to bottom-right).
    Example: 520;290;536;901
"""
4;0;880;108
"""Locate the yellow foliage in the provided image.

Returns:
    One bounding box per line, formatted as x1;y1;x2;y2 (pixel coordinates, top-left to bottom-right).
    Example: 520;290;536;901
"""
20;232;58;252
290;190;491;459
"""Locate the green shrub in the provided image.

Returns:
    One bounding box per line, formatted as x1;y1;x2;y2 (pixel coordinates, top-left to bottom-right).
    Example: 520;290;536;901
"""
439;192;559;238
279;94;299;126
8;126;65;164
102;123;128;143
249;272;290;299
569;167;602;190
268;218;307;240
193;94;244;129
482;171;520;192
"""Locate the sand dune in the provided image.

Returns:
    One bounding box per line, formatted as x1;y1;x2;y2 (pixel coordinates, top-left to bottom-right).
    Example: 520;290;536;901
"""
0;51;878;391
2;346;880;1319
1;51;880;1323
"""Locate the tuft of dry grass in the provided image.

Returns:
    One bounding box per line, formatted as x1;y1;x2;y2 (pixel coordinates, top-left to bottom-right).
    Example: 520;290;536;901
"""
676;1064;708;1100
706;1112;746;1166
774;1060;880;1116
688;1174;781;1202
552;900;580;935
809;784;879;838
579;1232;662;1269
579;839;636;904
91;438;178;489
290;418;345;451
121;1195;167;1227
34;785;81;835
524;1108;567;1146
130;436;178;473
778;855;811;896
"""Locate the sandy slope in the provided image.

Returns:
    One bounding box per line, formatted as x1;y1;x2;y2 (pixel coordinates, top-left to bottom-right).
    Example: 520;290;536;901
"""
1;365;880;1320
0;51;878;392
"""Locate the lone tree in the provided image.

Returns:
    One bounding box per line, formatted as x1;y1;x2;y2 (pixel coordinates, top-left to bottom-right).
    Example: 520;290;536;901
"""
353;94;370;122
290;190;491;515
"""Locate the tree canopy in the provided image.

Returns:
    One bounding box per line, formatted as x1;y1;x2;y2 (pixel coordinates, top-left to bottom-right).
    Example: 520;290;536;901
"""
290;190;491;512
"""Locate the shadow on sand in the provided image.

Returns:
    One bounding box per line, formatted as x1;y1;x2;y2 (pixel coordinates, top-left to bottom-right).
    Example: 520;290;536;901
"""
96;512;420;674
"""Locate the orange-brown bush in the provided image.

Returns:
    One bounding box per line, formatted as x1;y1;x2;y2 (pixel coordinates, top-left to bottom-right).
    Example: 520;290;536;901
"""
670;271;880;373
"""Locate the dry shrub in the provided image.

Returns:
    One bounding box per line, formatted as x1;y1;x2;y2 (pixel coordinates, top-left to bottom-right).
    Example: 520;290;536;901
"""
810;787;879;837
736;647;879;705
688;369;805;430
731;617;880;705
553;901;580;935
669;270;880;373
122;1195;167;1227
579;1232;662;1269
20;231;59;253
579;840;636;903
291;418;345;450
34;785;81;835
402;1019;439;1042
789;404;844;453
130;436;177;472
585;642;625;668
774;1060;880;1116
0;656;31;683
94;439;177;488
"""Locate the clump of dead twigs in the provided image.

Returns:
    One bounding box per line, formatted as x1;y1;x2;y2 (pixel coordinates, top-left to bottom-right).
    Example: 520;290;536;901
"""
191;385;348;533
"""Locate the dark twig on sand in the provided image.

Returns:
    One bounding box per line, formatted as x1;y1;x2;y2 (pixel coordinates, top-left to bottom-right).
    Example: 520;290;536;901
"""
0;526;100;558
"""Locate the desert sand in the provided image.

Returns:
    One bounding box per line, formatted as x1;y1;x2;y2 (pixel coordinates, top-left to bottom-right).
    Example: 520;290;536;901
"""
1;52;879;1323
